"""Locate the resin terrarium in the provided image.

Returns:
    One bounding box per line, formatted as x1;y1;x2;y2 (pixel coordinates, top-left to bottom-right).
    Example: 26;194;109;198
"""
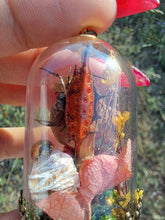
21;34;143;220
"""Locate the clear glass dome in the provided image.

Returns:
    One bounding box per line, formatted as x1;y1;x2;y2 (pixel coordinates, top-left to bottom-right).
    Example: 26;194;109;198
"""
21;35;140;220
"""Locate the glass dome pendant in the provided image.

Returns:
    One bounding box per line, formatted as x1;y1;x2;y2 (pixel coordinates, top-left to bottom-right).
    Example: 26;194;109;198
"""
20;30;144;220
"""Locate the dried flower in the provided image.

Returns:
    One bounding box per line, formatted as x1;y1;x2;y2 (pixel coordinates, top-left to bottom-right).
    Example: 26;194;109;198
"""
112;111;130;133
112;111;130;150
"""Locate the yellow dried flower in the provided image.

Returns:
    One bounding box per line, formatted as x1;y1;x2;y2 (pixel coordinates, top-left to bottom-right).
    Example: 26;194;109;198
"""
112;208;125;219
106;189;118;206
111;189;143;219
106;196;115;206
119;192;131;208
136;189;144;203
112;111;130;150
112;111;130;133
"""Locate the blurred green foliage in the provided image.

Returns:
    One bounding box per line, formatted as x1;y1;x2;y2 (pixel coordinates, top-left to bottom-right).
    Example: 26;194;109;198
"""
0;3;165;219
0;105;24;212
0;105;25;127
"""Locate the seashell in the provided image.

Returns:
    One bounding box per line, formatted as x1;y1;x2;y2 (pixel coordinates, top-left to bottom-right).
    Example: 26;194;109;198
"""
29;150;80;202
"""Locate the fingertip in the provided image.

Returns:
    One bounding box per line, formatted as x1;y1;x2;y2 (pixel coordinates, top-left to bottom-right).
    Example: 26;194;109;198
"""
0;0;117;56
0;210;21;220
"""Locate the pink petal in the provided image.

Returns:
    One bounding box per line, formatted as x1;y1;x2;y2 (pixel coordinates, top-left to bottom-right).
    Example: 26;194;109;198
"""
79;139;132;204
37;191;84;220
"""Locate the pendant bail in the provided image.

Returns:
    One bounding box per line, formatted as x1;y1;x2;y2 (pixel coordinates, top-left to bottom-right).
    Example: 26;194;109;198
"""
80;28;97;37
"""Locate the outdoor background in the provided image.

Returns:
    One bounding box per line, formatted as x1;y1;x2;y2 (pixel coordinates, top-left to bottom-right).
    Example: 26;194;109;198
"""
0;2;165;219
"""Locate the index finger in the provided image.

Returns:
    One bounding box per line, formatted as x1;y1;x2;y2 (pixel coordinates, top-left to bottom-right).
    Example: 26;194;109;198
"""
0;0;116;57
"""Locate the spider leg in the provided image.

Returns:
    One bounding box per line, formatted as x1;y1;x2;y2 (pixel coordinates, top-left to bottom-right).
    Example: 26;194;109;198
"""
40;67;66;94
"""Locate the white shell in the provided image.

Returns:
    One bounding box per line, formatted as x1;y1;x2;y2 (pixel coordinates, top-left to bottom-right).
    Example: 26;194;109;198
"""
29;151;80;202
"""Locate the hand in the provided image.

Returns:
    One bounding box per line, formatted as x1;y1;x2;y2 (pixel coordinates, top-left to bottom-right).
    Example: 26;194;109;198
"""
0;0;116;218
